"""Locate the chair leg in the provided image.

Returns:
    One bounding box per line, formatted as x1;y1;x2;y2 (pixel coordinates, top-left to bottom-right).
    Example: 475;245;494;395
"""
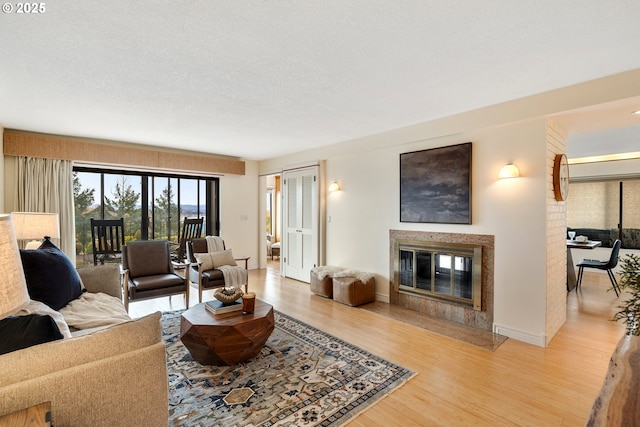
576;266;584;289
607;269;620;296
185;278;190;309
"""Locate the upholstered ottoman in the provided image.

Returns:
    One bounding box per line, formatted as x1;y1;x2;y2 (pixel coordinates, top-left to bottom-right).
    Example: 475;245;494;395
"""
332;275;375;307
310;271;333;298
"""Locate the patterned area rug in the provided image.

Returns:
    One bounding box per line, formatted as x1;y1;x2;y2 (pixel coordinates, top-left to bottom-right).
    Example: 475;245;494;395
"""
162;310;415;427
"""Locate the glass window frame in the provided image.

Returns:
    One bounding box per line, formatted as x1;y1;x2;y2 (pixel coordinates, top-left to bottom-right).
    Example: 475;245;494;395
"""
73;166;219;266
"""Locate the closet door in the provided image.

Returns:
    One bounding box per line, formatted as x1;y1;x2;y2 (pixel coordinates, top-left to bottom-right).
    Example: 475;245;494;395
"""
282;166;318;282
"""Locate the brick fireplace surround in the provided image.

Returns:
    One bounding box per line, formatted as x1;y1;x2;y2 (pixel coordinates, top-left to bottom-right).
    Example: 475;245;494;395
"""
389;230;495;332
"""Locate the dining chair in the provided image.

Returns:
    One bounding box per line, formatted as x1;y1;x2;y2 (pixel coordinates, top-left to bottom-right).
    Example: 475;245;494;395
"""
576;239;622;296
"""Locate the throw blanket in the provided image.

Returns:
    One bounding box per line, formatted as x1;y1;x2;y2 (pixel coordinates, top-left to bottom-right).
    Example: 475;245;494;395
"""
312;265;374;283
218;265;248;288
205;236;247;288
206;236;225;252
59;292;131;332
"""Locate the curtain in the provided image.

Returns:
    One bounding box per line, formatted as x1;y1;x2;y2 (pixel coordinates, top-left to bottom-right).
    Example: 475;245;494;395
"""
16;156;76;264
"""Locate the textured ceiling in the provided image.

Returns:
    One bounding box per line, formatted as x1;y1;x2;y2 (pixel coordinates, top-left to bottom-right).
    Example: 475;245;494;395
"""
1;1;639;160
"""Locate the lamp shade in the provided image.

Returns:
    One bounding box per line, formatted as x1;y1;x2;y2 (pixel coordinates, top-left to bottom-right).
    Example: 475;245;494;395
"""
0;215;30;318
328;181;341;192
11;212;60;241
498;164;520;179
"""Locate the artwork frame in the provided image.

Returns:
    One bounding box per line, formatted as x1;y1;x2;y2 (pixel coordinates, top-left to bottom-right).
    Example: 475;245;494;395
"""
400;142;472;224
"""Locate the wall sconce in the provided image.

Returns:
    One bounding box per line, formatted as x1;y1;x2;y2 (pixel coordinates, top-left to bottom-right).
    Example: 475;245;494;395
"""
498;164;520;179
11;212;60;249
328;181;342;192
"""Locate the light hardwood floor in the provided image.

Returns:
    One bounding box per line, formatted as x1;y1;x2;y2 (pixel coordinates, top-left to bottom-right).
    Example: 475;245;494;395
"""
130;261;625;427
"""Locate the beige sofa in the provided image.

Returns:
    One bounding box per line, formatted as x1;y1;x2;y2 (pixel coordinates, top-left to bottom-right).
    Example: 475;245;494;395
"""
0;265;169;427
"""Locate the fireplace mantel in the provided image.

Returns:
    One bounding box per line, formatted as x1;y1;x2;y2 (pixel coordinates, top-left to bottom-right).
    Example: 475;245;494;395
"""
389;230;495;331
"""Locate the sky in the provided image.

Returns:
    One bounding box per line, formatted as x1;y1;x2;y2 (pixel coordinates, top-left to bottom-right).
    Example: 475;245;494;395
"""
76;171;204;206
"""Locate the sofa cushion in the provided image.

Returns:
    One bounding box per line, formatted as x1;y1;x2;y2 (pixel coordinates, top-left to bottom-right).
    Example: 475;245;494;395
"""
211;249;237;268
20;241;83;310
0;314;63;355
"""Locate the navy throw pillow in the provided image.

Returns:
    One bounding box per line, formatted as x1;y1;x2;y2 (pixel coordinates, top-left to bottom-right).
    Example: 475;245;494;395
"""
19;240;83;310
0;314;63;355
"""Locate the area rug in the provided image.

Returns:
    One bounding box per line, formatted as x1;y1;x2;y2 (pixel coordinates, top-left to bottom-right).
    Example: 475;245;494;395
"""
162;310;415;427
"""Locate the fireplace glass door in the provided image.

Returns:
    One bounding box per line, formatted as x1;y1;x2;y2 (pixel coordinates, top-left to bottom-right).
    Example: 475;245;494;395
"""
396;242;481;310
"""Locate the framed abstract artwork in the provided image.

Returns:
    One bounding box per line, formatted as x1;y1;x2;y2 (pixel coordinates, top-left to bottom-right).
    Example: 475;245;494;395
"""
400;142;472;224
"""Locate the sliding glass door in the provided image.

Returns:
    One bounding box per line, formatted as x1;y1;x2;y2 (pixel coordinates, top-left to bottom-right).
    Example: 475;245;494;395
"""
73;167;218;266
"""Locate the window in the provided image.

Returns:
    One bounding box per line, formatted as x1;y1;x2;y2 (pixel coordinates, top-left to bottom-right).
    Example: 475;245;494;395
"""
567;178;640;249
74;167;219;266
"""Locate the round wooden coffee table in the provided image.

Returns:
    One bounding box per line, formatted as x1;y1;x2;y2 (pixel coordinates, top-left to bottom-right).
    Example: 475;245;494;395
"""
180;299;275;365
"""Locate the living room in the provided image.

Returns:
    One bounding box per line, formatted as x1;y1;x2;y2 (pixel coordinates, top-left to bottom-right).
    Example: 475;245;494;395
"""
2;2;640;425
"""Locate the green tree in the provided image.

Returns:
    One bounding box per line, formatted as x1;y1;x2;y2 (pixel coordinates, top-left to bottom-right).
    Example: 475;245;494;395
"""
73;173;96;262
104;176;141;240
154;184;179;241
104;176;139;218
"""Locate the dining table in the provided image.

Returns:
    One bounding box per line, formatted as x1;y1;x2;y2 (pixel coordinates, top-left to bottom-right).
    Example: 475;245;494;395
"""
566;239;602;291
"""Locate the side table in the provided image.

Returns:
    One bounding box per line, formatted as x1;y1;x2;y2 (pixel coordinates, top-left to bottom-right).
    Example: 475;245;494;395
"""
180;299;274;365
0;402;52;427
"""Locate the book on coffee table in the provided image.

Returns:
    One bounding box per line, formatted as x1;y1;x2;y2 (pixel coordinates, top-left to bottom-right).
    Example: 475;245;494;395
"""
205;299;243;315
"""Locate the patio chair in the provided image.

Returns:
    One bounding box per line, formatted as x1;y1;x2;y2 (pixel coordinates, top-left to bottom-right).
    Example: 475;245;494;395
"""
173;217;204;263
91;218;125;266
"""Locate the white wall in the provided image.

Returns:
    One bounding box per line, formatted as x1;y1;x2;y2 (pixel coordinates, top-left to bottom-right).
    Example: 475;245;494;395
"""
261;114;551;344
258;70;640;345
329;120;550;340
219;160;260;270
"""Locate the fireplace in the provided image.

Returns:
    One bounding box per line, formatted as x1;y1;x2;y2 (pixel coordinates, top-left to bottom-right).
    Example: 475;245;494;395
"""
396;240;482;310
389;230;494;331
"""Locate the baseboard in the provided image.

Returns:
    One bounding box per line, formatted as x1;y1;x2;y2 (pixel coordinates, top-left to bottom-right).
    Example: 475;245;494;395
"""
493;324;546;347
375;293;390;303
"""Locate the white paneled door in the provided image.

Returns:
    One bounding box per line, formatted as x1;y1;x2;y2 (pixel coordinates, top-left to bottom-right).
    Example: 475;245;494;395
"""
281;166;318;283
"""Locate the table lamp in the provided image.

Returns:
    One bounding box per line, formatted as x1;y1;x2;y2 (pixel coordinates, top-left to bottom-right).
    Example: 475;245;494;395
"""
0;214;30;318
11;212;60;249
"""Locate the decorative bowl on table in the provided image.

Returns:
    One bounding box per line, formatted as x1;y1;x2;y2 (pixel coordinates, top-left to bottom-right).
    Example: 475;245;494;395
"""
214;287;244;304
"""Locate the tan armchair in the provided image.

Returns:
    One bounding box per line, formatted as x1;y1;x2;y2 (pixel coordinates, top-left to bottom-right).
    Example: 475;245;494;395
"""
121;240;189;312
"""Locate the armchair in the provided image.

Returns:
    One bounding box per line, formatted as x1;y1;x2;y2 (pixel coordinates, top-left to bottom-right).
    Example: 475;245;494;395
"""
186;238;248;303
121;240;189;312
